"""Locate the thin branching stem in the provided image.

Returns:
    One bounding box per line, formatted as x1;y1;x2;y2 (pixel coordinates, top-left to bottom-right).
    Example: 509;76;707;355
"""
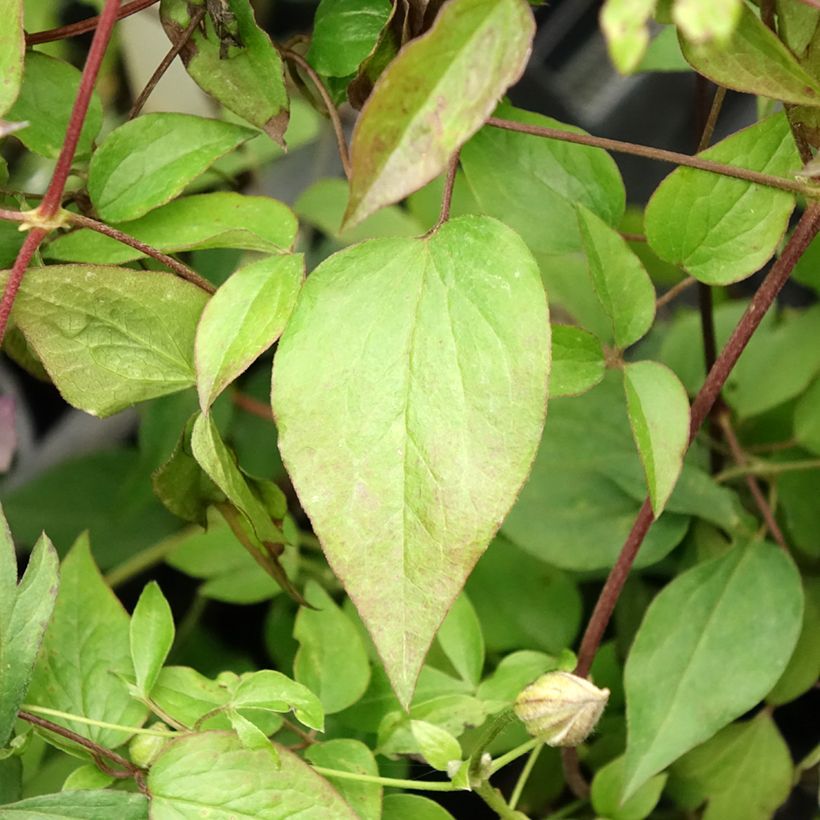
25;0;159;45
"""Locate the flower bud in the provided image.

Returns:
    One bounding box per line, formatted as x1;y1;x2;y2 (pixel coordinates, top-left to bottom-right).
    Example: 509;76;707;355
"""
128;724;171;768
514;671;609;747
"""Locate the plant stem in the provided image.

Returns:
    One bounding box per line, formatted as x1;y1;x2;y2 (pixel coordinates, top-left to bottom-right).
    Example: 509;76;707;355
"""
474;781;526;819
279;49;351;179
697;85;727;153
509;743;543;810
545;799;587;819
309;765;456;791
21;704;176;737
232;390;274;421
717;412;789;551
716;457;820;483
26;0;159;45
656;276;696;309
487;737;541;776
486;117;816;198
573;202;820;680
129;6;207;119
431;151;460;232
561;746;590;799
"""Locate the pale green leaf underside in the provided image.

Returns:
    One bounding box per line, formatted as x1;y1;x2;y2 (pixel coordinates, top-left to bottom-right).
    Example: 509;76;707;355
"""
623;542;803;799
4;265;209;417
345;0;535;227
645;114;799;285
0;791;148;819
623;361;690;516
272;215;550;705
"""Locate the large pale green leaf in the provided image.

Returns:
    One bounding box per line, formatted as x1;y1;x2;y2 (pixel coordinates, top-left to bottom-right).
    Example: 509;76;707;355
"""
196;254;304;411
669;713;793;820
461;103;625;337
46;193;298;264
294;581;371;714
5;265;209;417
6;53;102;158
160;0;289;143
305;740;381;820
623;361;690;516
673;0;741;44
645;114;799;284
272;215;550;706
344;0;535;227
130;581;175;697
27;536;148;748
576;204;655;347
623;543;803;798
0;0;24;117
88;114;255;222
600;0;657;74
149;732;357;819
0;791;148;819
0;520;59;746
550;325;605;398
680;2;820;105
591;755;666;820
308;0;393;77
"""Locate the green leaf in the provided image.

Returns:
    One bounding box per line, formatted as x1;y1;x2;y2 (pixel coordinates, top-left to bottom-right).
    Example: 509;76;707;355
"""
294;581;371;714
230;669;324;732
160;0;289;144
592;755;666;820
305;740;381;820
411;720;462;771
308;0;393;77
636;26;690;72
477;650;557;709
0;519;59;747
623;542;803;798
436;593;484;688
6;52;102;158
5;265;209;417
227;709;278;759
344;0;535;227
576;204;655;347
550;325;605;398
196;254;303;411
645;114;799;285
27;535;148;748
778;462;820;559
623;361;690;515
776;0;819;57
673;0;741;44
150;666;229;728
382;794;456;819
669;712;793;820
88;113;255;222
795;378;820;454
61;765;114;791
0;791;148;819
46;193;298;265
0;0;24;117
467;537;581;657
461;104;625;337
273;216;549;706
148;732;357;819
600;0;657;74
680;2;820;105
130;581;175;697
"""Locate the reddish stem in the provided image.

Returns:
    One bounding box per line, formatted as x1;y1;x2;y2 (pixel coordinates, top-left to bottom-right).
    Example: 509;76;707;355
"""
25;0;158;46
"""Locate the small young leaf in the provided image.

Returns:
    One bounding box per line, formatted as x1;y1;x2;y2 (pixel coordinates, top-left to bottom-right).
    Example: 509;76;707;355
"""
0;519;59;747
435;593;484;688
305;740;381;820
273;216;549;707
196;253;304;411
591;755;666;820
550;325;606;398
27;536;148;748
294;581;371;714
622;361;690;516
130;581;175;697
645;114;799;285
410;720;462;771
308;0;393;77
344;0;535;227
88;113;255;222
151;666;230;728
669;712;792;820
230;669;324;732
0;0;24;117
4;266;209;417
623;542;803;799
46;193;298;265
148;732;357;819
576;204;655;348
6;53;102;158
680;2;820;105
673;0;741;44
600;0;657;74
61;765;115;791
227;709;278;760
382;794;456;819
160;0;289;145
0;791;148;819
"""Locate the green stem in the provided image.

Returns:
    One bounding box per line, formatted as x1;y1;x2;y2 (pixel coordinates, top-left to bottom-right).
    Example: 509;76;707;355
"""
20;704;177;737
474;781;527;819
716;458;820;483
488;738;541;777
309;765;456;792
545;799;587;819
509;743;543;810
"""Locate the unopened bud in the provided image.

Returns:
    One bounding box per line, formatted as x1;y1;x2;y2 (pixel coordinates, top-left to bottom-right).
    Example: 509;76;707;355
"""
514;671;609;747
129;724;171;768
